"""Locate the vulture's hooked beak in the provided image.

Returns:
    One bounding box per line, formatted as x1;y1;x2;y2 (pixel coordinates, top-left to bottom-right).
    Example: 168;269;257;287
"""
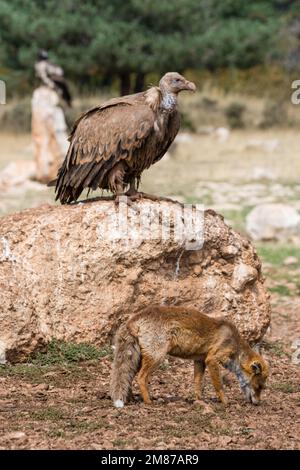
185;80;196;92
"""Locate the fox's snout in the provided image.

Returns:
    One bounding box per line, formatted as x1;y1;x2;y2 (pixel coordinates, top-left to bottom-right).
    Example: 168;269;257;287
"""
245;387;260;405
243;378;263;405
250;395;260;405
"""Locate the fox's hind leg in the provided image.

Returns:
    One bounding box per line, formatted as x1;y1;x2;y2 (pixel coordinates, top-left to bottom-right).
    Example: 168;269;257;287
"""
194;360;206;400
137;347;167;405
137;353;163;405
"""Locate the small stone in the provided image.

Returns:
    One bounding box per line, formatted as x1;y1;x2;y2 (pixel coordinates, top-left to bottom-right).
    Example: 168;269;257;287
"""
232;263;258;292
193;265;202;275
34;383;49;391
283;256;298;266
90;443;103;450
219;436;233;446
189;251;203;264
221;245;238;259
155;441;166;448
0;340;6;365
156;398;165;404
7;432;26;440
224;292;234;302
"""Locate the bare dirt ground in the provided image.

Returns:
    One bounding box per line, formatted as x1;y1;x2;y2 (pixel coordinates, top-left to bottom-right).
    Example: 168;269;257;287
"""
0;128;299;449
0;289;299;450
0;272;300;449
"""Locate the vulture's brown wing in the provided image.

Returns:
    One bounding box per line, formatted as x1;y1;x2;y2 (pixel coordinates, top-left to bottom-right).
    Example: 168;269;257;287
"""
152;112;180;164
55;99;154;204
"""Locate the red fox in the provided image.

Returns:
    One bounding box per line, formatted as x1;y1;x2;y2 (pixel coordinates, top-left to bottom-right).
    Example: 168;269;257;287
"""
110;305;269;408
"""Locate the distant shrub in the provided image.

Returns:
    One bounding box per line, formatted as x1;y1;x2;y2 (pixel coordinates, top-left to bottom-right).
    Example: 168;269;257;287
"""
259;100;288;128
224;102;246;129
201;96;218;109
0;97;31;132
180;110;197;132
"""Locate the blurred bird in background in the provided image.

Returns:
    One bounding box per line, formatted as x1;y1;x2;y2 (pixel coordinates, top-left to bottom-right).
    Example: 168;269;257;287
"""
35;49;72;107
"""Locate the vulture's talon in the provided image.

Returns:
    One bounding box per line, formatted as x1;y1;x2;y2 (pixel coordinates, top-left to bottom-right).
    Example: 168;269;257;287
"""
114;195;140;214
124;193;142;202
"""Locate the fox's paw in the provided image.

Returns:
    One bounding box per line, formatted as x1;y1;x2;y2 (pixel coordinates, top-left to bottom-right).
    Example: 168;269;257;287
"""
142;399;153;406
220;397;228;406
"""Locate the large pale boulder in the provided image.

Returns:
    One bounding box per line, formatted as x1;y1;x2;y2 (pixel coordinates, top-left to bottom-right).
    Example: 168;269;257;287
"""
0;199;270;362
246;203;300;241
31;86;69;183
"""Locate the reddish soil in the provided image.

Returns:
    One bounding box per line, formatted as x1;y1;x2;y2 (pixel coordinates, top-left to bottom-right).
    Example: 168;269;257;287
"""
0;296;299;450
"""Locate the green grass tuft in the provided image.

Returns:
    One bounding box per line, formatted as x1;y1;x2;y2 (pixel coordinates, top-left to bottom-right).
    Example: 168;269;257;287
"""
269;285;291;296
112;438;128;448
272;383;297;394
257;245;300;267
263;341;287;358
30;407;65;421
0;363;46;379
221;206;253;232
30;340;111;366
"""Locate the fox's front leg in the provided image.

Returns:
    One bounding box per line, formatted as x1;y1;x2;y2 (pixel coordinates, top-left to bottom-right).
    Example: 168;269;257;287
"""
194;360;206;400
205;357;228;405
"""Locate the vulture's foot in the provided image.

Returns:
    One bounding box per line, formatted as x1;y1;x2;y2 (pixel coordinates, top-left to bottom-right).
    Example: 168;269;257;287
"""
114;194;140;212
124;188;143;200
113;190;143;206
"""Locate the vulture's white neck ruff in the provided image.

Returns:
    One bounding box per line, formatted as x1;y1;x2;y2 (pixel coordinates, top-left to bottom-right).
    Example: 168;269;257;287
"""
160;93;177;112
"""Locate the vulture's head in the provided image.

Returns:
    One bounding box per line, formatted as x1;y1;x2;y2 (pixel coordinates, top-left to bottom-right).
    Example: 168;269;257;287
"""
159;72;196;95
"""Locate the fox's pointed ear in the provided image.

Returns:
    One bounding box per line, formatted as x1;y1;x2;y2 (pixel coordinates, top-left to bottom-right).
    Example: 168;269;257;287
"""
251;361;262;375
252;343;261;354
239;351;248;367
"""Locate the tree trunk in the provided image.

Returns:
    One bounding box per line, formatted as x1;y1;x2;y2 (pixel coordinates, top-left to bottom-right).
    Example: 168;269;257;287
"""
120;72;131;96
134;72;145;93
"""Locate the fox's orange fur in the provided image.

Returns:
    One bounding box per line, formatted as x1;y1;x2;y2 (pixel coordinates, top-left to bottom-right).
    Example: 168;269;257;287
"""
110;306;269;408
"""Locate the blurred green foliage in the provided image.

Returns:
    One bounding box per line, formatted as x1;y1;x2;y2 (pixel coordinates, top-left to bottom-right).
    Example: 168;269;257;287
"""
0;0;299;95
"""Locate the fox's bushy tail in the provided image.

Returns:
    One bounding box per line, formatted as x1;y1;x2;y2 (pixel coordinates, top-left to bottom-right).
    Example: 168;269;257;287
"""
110;323;141;408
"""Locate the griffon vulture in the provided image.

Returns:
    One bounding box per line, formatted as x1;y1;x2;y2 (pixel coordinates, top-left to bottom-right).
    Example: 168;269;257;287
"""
53;72;196;204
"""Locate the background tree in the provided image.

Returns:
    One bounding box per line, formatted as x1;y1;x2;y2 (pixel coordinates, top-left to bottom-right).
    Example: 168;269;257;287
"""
0;0;299;95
